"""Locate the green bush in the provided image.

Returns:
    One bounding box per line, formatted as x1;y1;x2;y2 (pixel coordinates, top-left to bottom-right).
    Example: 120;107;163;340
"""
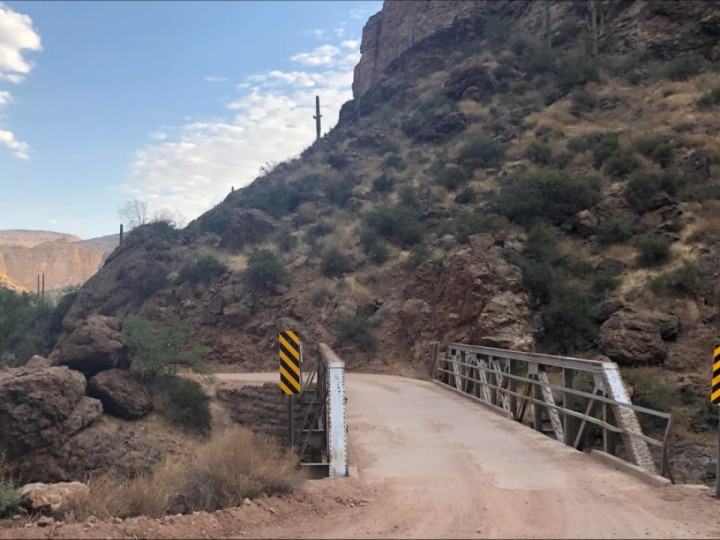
200;208;232;235
697;87;720;110
372;174;396;193
325;178;356;207
511;36;529;56
378;139;400;155
237;181;301;218
164;377;212;435
124;315;209;380
633;135;675;168
0;454;21;518
603;147;642;178
569;88;596;117
306;221;333;242
597;217;635;244
483;15;512;48
551;20;581;47
556;57;599;94
552;151;574;169
139;265;169;299
493;63;515;82
401;113;424;137
567;133;603;153
245;249;286;292
453;212;512;244
522;47;554;77
276;233;298;253
456;137;505;170
179;256;228;285
320;248;354;278
592;271;619;296
592;133;620;169
636;235;672;267
525;141;553;165
408;243;432;268
455;186;476;204
385;153;405;170
626;371;679;412
337;316;376;352
494;169;602;225
650;261;701;297
365;203;425;248
359;230;390;265
436;166;470;190
540;286;597;353
327;154;349;170
624;169;689;214
660;54;703;81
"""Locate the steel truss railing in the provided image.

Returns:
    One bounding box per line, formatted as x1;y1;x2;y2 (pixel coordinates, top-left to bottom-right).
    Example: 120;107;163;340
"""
432;342;674;481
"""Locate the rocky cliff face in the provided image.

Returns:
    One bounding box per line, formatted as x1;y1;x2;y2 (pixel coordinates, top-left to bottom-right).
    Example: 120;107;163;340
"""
353;0;720;99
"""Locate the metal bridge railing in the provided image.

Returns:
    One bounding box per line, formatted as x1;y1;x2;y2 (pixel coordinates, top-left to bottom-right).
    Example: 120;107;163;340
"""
294;343;347;477
432;342;674;482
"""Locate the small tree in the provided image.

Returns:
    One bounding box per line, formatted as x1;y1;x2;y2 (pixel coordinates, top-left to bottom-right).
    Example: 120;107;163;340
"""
245;249;286;293
117;199;149;229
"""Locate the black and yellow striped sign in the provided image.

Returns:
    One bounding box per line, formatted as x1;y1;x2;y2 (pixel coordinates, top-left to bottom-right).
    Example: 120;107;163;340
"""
713;346;720;405
279;329;301;395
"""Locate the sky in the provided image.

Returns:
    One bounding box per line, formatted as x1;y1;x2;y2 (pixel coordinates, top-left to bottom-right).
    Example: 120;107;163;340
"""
0;0;382;239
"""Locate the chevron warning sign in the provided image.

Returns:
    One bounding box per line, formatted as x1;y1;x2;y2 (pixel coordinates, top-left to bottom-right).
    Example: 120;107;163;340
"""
712;346;720;405
279;329;301;395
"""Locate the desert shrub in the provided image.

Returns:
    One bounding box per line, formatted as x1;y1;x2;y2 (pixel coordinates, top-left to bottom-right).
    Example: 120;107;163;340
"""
592;271;619;296
337;316;376;352
636;234;672;267
311;284;333;307
179;256;228;285
372;173;395;193
592;133;620;169
237;181;301;218
0;454;21;518
306;221;333;242
569;88;596;117
522;47;555;77
633;135;675;168
557;56;599;94
660;54;703;81
139;265;169;299
540;286;597;352
200;208;231;235
378;139;400;155
597;217;635;244
407;243;432;268
359;230;390;264
276;233;298;253
650;261;701;297
320;248;354;278
436;165;470;190
493;63;515;82
385;153;405;170
61;426;304;520
603;147;641;178
483;15;512;48
697;87;720;110
626;371;679;412
624;169;689;214
456;137;505;170
567;132;603;153
453;212;512;243
325;178;356;207
401;113;424;137
124;315;209;380
551;20;581;47
455;186;476;204
364;203;425;247
552;151;574;169
327;154;349;170
525;141;553;165
165;377;212;434
494;169;601;225
511;36;530;56
245;249;286;293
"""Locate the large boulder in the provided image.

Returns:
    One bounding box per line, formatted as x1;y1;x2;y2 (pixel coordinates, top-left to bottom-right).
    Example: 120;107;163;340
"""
0;366;102;460
19;482;89;514
443;60;496;101
598;310;678;365
412;112;468;143
87;369;153;420
52;314;129;375
219;208;277;251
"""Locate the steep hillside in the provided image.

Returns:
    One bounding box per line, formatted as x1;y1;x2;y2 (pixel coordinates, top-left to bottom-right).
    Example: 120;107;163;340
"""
54;0;720;481
0;230;82;247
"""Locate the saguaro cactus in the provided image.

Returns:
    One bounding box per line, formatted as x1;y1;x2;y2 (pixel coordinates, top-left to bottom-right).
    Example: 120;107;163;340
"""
585;0;605;58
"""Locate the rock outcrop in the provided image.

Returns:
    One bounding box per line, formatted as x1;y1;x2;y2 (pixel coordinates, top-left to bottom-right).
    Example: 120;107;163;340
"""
219;208;278;252
19;482;89;514
598;310;679;365
87;369;153;420
52;314;129;375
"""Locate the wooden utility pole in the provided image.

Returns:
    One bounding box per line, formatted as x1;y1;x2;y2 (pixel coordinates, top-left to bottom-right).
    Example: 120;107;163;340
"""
313;96;322;140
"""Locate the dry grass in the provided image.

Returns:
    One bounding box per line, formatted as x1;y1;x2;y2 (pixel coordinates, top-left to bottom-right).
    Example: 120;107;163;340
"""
61;426;306;521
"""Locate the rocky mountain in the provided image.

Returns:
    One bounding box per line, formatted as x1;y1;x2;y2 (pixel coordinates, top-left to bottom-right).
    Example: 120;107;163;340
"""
20;0;720;483
0;230;119;293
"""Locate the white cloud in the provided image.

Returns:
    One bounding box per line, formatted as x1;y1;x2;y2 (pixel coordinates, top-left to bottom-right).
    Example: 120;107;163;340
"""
340;40;359;49
290;44;341;67
0;2;42;83
122;37;360;222
305;29;325;39
0;3;41;159
204;75;228;83
0;129;28;159
335;27;346;38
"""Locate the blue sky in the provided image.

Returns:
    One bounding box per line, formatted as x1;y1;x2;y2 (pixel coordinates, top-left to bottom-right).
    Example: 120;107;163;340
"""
0;0;382;239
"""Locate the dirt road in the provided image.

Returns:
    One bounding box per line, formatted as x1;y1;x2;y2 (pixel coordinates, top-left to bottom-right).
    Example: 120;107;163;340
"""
4;373;720;539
